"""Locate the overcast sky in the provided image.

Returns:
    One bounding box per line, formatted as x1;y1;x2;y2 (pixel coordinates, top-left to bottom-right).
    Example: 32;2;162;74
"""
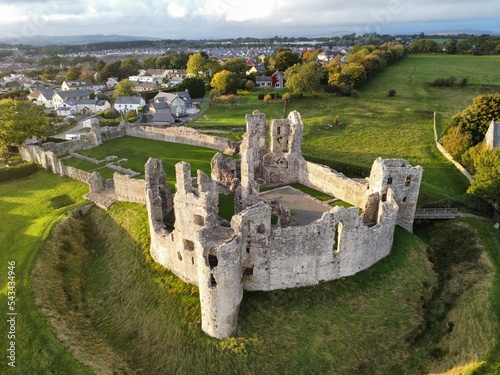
0;0;499;41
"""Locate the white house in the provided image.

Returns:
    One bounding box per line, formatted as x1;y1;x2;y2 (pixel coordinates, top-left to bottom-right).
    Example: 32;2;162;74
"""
55;98;110;116
106;77;119;89
61;80;104;92
52;89;90;109
114;96;146;113
255;71;284;89
28;88;55;108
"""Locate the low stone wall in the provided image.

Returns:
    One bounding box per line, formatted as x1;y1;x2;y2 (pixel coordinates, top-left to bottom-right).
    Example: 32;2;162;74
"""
60;164;92;184
41;139;88;156
299;160;368;207
70;152;117;165
126;125;239;155
114;173;146;204
106;163;141;177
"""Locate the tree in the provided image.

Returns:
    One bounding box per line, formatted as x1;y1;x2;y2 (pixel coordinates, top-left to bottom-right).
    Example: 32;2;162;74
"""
271;50;302;71
65;67;82;81
120;57;140;77
187;53;207;77
0;99;48;153
95;59;106;72
408;39;439;54
210;70;239;95
467;148;500;206
222;58;248;78
177;77;206;99
284;62;324;95
113;79;135;98
98;60;122;82
443;39;457;54
328;62;367;88
141;56;157;70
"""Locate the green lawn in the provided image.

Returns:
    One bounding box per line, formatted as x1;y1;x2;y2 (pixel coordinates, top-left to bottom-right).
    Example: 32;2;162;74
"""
0;171;91;374
63;137;219;189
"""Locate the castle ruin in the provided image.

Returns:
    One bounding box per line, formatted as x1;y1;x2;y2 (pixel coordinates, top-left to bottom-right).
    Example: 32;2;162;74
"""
145;110;423;338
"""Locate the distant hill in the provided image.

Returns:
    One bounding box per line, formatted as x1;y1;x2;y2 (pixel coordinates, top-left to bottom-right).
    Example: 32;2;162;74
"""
0;34;159;47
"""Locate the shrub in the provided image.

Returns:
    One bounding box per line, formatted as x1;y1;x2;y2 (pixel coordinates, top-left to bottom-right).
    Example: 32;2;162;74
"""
103;109;119;119
245;80;256;92
460;78;468;88
98;118;121;127
388;89;397;97
282;92;293;102
124;110;138;123
263;93;273;102
431;76;456;87
0;162;40;183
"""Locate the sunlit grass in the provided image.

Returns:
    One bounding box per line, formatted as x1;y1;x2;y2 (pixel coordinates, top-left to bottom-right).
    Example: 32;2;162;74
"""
0;171;91;374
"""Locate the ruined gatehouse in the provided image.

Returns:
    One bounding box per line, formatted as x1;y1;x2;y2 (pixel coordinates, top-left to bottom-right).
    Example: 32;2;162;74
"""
145;110;422;338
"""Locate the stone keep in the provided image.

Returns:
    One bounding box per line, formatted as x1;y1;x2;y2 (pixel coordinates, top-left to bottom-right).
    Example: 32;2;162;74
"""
145;111;423;338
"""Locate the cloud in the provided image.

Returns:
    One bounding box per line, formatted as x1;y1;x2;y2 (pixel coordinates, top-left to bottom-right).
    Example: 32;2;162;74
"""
0;0;498;40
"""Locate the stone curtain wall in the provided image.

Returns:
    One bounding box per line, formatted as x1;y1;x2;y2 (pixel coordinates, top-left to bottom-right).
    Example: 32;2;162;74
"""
299;161;368;208
125;125;239;155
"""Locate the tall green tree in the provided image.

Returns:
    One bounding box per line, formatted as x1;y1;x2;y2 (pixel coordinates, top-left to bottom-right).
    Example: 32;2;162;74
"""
120;57;140;77
210;70;239;95
177;77;206;99
186;53;207;77
65;67;82;81
222;58;248;78
0;99;48;153
284;62;324;95
98;60;122;82
113;79;135;98
141;57;157;70
270;50;301;71
467;148;500;206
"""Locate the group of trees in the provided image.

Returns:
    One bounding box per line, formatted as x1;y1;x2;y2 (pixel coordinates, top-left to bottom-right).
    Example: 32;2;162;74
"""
409;35;500;55
283;42;406;96
440;93;500;206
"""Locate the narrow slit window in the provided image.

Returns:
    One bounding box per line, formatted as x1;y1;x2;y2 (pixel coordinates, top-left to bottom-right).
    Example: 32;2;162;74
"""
209;274;217;288
208;254;218;269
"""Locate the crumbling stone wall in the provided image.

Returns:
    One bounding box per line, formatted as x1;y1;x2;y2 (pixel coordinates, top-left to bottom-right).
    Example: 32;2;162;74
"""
368;158;422;232
114;173;146;204
126;124;239;155
100;124;127;142
299;161;368;207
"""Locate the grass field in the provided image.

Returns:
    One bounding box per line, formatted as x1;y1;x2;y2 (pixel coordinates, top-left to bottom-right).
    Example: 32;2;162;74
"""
0;171;90;373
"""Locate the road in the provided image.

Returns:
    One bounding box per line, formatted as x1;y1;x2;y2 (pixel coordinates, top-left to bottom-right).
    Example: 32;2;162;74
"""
53;115;93;139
